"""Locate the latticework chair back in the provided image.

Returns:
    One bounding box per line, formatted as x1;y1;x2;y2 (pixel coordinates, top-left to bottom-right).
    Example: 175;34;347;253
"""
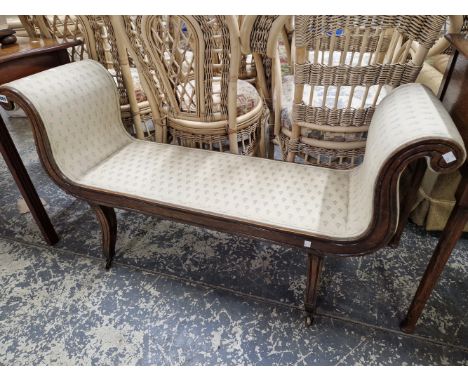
120;16;231;121
113;15;266;154
18;15;89;62
18;15;151;139
284;15;447;168
240;15;292;154
78;16;151;138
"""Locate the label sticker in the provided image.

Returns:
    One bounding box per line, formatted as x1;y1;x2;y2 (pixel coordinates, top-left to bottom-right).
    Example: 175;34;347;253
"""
304;240;312;248
0;95;8;104
442;151;457;164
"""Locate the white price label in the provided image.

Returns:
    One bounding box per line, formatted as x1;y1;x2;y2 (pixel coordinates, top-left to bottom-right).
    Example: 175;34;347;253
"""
442;151;457;164
304;240;312;248
0;95;8;104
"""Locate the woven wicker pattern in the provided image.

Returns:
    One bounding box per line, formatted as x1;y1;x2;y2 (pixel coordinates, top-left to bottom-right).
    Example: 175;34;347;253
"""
26;15;89;62
295;16;447;50
117;15;267;155
17;15;151;138
86;17;129;109
250;16;279;54
295;62;421;87
282;15;447;169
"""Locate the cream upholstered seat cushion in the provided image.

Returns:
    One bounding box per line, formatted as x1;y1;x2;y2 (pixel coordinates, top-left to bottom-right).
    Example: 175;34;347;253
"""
80;141;351;238
416;63;443;95
80;82;466;239
5;61;465;241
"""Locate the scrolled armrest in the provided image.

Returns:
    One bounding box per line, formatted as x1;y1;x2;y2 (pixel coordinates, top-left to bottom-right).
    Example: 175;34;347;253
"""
347;83;466;238
363;83;466;175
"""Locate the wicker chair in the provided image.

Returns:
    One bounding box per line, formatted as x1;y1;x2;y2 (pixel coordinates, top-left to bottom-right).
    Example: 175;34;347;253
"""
111;16;269;156
17;15;151;139
277;15;447;169
240;16;292;158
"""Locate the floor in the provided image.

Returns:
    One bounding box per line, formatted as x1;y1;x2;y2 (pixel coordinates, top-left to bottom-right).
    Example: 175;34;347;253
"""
0;111;467;365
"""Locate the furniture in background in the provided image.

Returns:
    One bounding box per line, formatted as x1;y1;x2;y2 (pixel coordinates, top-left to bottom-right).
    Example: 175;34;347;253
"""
276;16;447;169
1;59;465;325
0;37;82;245
389;17;465;246
415;16;464;95
240;15;292;158
405;17;468;234
17;15;152;139
112;16;269;156
401;33;468;333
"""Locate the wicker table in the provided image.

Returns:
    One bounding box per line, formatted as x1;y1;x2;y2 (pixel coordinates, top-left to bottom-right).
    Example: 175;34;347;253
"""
0;37;82;245
401;33;468;333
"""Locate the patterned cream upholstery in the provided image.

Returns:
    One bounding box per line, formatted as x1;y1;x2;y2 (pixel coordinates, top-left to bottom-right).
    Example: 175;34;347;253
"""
5;61;466;239
348;84;466;236
6;60;130;182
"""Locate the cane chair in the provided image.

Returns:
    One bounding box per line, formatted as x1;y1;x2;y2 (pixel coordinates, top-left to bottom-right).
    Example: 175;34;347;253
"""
111;16;269;156
240;16;292;158
1;16;30;37
17;15;150;139
278;15;447;169
233;16;257;84
18;15;89;62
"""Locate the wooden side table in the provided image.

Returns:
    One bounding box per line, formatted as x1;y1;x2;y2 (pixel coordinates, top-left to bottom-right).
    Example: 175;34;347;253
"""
401;33;468;333
0;37;82;245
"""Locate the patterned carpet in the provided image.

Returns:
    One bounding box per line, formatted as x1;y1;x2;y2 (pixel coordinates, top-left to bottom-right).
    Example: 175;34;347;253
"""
0;110;467;365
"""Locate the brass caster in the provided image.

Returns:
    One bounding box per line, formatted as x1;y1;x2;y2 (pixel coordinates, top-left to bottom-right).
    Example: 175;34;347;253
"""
305;314;314;327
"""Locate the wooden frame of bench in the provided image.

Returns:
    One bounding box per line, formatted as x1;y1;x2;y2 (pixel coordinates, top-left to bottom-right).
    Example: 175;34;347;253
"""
1;82;465;325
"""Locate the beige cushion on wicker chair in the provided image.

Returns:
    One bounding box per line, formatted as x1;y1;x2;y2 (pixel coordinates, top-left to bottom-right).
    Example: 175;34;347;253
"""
178;78;260;117
6;60;465;240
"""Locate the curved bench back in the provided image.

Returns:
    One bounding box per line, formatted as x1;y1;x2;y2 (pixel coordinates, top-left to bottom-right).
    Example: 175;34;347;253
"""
3;60;132;182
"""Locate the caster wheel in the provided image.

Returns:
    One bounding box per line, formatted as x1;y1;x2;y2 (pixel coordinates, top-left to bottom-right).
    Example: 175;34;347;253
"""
305;315;313;327
105;260;112;270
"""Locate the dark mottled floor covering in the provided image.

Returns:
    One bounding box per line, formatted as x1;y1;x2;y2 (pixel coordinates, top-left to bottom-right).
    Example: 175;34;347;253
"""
0;110;467;365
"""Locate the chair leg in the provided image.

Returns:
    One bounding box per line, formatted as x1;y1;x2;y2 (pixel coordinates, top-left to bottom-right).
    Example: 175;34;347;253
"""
304;252;324;326
90;204;117;270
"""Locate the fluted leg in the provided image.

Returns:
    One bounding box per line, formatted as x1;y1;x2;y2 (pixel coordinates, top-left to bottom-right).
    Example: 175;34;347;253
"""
304;252;324;326
91;204;117;270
